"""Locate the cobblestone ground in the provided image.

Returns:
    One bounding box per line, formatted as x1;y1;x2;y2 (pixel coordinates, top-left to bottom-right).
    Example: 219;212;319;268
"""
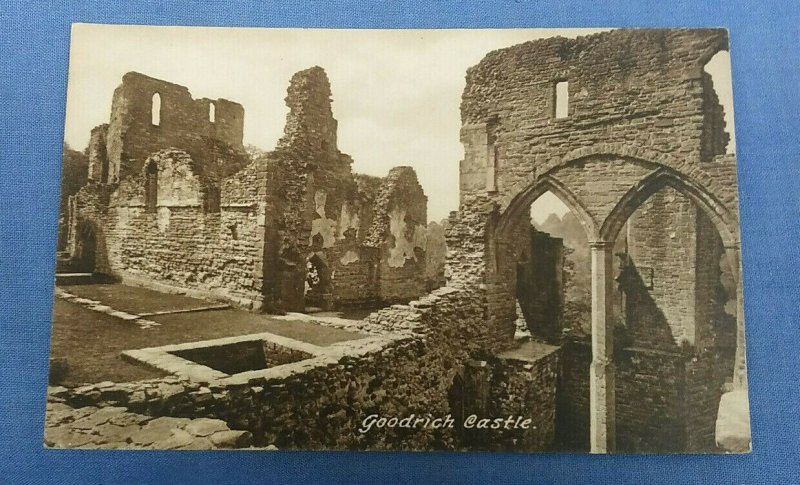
44;400;271;450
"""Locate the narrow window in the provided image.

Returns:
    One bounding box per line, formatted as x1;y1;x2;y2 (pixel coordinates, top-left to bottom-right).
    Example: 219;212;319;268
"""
554;81;569;119
145;161;158;213
486;144;497;193
209;102;216;123
205;185;221;213
151;93;161;126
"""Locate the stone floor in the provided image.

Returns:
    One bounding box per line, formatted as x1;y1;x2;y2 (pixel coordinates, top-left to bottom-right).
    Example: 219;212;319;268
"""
44;400;270;450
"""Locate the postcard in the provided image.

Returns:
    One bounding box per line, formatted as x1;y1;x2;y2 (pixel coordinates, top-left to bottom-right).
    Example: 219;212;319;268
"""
46;24;750;453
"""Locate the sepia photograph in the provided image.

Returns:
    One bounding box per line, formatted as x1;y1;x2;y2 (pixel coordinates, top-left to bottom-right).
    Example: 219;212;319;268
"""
46;24;751;453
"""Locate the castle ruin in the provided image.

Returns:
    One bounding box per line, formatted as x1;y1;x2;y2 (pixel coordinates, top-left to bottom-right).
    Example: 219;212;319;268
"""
60;68;435;313
50;29;748;453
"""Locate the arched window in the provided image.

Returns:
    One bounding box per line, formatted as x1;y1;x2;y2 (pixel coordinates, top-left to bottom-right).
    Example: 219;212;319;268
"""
145;161;158;213
208;102;216;123
151;93;161;126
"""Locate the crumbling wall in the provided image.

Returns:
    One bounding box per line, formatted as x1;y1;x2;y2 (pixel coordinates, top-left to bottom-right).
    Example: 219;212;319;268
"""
64;68;431;312
65;182;115;274
57;144;89;251
452;29;742;452
424;220;448;291
366;166;428;303
701;72;730;162
54;285;558;451
105;71;248;182
262;67;390;311
255;67;430;311
459;29;733;211
455;29;736;320
101;149;267;309
515;227;564;343
86;125;109;183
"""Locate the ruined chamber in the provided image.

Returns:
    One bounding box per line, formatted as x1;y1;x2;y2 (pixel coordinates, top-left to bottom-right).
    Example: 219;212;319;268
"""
449;28;747;452
59;68;436;314
52;29;749;454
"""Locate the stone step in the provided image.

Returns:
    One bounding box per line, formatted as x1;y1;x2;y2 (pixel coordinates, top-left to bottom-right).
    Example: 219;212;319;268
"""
55;273;96;285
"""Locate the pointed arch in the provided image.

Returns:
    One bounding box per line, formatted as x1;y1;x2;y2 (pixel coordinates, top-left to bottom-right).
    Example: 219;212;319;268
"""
600;167;738;248
497;174;598;241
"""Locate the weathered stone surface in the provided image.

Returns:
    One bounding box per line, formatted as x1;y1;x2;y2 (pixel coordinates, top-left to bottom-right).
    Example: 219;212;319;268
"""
209;430;252;448
184;418;229;437
51;29;747;454
44;400;258;450
449;28;745;453
61;67;434;314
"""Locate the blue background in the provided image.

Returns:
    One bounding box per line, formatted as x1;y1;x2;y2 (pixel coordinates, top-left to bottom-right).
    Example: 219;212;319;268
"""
1;1;799;483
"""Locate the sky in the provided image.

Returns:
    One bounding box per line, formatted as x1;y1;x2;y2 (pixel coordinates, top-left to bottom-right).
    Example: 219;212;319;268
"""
64;25;735;223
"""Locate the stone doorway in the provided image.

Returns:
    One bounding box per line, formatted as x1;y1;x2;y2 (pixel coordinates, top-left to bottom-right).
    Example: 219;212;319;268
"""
73;221;97;273
304;253;332;311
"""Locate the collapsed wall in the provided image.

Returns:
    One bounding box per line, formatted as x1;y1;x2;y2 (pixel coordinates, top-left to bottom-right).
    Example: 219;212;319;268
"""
256;67;430;312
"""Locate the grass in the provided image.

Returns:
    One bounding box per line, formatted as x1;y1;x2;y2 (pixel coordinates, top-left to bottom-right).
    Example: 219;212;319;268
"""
50;284;365;387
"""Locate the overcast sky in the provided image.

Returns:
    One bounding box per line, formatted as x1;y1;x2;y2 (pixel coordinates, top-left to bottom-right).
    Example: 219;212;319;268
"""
64;25;735;222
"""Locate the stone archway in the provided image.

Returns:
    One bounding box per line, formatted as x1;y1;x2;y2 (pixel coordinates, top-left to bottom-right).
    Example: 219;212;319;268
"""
305;252;333;311
446;28;747;453
484;152;743;452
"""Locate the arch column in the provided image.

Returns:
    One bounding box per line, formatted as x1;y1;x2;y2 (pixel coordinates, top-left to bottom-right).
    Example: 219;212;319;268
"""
589;240;616;453
725;243;747;389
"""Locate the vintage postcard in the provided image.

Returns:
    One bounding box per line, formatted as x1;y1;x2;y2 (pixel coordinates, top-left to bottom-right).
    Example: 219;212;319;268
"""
46;24;751;453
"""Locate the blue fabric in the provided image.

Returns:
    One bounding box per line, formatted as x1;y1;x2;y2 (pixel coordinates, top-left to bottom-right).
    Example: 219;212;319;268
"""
1;1;799;483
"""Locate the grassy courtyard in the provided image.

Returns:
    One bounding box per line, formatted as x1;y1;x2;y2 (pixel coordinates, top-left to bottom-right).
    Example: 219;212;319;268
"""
49;284;364;387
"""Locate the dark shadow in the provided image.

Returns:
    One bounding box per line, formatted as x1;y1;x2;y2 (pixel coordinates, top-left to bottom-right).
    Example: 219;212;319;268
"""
305;253;332;310
72;220;96;273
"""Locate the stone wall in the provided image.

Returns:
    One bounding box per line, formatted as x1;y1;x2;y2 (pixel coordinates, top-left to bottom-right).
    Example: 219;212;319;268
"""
516;227;564;342
64;68;432;313
367;166;428;303
424;220;448;290
555;338;735;452
105;72;247;182
50;285;559;451
87;124;109;183
448;29;744;452
623;187;699;350
259;67;430;311
57;144;89;251
95;149;268;309
453;30;739;338
459;29;737;214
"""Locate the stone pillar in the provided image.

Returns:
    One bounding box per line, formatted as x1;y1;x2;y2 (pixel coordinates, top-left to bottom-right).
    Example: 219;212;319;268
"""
589;241;616;453
725;244;747;389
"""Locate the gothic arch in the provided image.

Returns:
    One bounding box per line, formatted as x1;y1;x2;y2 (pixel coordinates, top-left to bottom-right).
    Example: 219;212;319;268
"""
496;174;598;241
599;166;739;249
494;143;729;218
